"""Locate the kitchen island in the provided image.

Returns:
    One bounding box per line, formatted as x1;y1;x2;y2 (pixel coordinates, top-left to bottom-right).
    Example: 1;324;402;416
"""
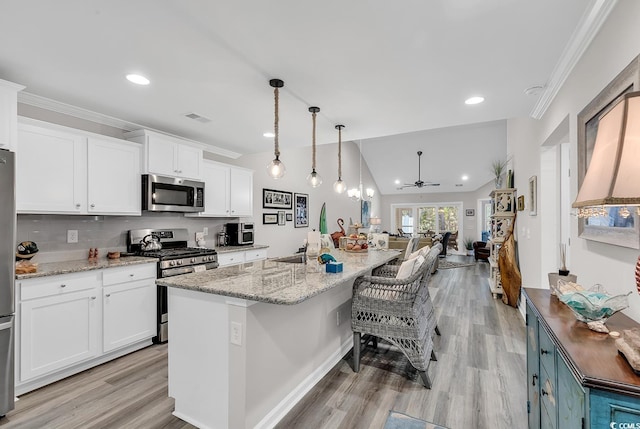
157;249;401;429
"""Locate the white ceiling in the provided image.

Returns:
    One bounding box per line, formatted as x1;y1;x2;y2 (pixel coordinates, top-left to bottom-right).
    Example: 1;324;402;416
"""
0;0;599;194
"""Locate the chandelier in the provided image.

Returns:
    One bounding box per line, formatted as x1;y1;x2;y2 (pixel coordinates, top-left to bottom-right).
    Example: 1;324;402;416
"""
347;140;375;201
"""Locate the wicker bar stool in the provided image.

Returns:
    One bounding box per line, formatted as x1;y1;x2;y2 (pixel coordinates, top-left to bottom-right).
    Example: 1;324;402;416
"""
351;245;441;388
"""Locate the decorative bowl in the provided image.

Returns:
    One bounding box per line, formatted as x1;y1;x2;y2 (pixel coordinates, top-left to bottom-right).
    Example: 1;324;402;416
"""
559;284;631;331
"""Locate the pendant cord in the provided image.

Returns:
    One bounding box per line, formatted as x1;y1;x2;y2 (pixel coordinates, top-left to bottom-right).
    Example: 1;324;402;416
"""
337;127;342;179
273;87;280;158
312;110;317;170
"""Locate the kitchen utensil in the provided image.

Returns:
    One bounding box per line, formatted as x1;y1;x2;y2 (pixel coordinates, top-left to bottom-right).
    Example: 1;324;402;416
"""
217;231;228;247
140;234;162;251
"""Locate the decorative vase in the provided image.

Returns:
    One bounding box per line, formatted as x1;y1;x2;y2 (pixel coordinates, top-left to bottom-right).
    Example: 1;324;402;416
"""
559;269;570;276
494;176;503;188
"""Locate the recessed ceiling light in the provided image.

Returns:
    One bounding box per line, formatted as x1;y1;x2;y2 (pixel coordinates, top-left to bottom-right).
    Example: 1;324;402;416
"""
465;96;484;105
394;179;400;185
126;74;150;85
263;132;275;138
461;175;469;181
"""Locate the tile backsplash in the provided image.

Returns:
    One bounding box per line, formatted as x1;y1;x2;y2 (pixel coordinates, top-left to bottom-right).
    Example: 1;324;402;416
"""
17;212;232;263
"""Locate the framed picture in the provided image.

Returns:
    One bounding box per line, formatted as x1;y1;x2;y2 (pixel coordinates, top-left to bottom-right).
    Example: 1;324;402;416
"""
529;176;537;216
294;193;309;228
577;55;640;248
277;210;285;226
263;213;278;225
361;200;371;227
286;213;293;222
517;195;525;211
465;208;475;217
263;188;292;209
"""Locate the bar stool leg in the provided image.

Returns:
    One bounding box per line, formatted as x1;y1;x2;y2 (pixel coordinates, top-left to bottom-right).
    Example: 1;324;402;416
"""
353;332;361;372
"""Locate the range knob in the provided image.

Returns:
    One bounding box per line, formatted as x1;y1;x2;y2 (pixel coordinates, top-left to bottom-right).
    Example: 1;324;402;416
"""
170;261;176;267
177;260;183;266
191;258;196;263
209;256;215;261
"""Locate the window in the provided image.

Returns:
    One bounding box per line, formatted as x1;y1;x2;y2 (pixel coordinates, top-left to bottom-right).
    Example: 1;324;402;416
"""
395;207;414;234
418;207;436;233
392;203;462;236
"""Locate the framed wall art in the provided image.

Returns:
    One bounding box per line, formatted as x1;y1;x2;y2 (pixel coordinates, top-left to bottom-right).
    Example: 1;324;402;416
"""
263;213;278;225
465;208;475;217
517;195;525;211
263;188;292;209
577;55;640;248
278;210;286;226
294;193;309;228
286;213;293;222
361;200;371;227
529;176;537;216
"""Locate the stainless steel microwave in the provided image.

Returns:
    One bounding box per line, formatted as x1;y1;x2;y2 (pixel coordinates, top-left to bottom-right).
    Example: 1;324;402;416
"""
226;222;254;245
142;174;205;213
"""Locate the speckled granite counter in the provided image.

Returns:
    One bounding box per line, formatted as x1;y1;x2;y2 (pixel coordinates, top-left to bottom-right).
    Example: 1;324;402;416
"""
15;256;158;280
213;244;269;254
156;249;400;304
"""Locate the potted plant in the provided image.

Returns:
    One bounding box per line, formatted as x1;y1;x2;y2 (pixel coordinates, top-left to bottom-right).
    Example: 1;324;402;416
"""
491;158;510;188
559;243;570;276
464;237;474;256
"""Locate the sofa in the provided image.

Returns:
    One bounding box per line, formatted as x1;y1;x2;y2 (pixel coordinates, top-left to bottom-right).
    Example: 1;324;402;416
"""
388;236;433;251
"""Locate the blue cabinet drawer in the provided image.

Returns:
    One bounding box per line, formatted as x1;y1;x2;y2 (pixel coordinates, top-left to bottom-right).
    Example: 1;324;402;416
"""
590;390;640;428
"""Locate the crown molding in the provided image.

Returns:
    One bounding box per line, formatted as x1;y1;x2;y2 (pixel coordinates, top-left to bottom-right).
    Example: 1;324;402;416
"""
17;91;241;159
530;0;618;119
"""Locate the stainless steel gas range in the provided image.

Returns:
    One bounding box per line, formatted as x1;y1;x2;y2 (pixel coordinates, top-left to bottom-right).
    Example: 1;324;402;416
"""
127;228;218;343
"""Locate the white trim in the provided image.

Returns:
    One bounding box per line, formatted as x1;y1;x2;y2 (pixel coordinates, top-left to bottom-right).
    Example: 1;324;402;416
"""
253;337;353;429
530;0;618;119
18;91;242;159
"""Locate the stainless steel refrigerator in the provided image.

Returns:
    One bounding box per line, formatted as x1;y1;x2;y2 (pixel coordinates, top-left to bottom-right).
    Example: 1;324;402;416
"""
0;149;15;417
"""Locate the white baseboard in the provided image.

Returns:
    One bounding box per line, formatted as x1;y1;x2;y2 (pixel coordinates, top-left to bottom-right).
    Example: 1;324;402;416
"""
254;337;353;429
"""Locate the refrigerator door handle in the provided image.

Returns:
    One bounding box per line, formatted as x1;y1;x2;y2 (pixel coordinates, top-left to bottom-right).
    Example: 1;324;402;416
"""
0;321;11;331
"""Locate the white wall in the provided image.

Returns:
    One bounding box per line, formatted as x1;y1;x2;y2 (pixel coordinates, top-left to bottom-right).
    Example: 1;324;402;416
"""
228;140;380;258
512;1;640;320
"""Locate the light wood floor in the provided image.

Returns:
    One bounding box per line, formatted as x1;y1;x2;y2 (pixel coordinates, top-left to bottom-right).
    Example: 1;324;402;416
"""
0;257;526;429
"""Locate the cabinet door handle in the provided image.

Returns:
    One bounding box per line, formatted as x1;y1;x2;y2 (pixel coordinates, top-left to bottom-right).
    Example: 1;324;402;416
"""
532;374;538;386
105;294;111;298
75;203;81;208
90;203;95;208
91;296;96;300
60;284;66;288
540;348;549;355
129;273;135;277
541;388;548;396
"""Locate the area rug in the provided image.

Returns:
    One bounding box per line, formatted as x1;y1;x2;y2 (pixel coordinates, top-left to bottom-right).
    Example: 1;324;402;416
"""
384;410;448;429
437;259;475;269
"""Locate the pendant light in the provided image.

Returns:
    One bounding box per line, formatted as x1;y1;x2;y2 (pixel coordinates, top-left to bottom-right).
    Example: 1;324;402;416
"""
333;124;347;193
306;106;322;187
266;78;285;179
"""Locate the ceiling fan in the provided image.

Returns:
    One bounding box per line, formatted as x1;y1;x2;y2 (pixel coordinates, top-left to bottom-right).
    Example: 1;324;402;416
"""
398;151;440;189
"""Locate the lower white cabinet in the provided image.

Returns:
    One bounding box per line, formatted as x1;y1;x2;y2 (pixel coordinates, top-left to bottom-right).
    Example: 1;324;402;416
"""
15;262;156;394
218;248;268;267
20;284;100;381
102;265;156;353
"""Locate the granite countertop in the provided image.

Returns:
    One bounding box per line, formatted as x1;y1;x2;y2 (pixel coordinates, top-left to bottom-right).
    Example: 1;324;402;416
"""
16;256;158;280
213;244;269;254
156;249;401;305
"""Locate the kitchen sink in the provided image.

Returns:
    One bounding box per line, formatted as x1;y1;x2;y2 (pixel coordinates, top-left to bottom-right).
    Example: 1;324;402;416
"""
272;255;306;264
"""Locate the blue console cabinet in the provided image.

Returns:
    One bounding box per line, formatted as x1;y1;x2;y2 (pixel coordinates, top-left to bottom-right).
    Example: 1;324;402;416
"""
525;288;640;429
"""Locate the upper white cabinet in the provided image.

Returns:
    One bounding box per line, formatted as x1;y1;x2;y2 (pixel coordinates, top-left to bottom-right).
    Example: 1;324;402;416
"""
16;119;142;215
125;129;202;180
0;79;25;152
187;160;253;217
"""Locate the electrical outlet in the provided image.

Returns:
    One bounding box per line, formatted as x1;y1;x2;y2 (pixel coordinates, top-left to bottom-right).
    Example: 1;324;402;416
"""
230;322;242;346
203;227;208;236
67;230;78;243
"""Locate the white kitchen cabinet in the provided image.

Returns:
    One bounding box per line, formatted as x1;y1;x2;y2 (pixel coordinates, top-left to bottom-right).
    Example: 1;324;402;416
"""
0;79;24;151
16;119;142;215
126;129;202;180
17;122;87;213
87;137;141;215
18;271;101;381
187;160;253;217
102;264;156;353
15;262;157;394
217;248;267;267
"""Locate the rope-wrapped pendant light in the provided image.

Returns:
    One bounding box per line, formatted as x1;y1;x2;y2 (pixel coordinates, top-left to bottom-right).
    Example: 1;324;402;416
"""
333;124;347;193
306;106;322;187
267;78;285;179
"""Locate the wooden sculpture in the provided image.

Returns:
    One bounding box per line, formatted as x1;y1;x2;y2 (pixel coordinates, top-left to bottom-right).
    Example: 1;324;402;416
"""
498;213;522;308
331;218;345;248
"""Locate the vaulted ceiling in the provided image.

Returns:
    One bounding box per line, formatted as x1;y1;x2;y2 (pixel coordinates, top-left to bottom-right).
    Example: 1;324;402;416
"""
0;1;603;193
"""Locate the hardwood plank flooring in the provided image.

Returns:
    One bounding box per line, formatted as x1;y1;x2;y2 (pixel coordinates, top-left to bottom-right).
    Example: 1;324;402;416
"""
0;256;526;429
